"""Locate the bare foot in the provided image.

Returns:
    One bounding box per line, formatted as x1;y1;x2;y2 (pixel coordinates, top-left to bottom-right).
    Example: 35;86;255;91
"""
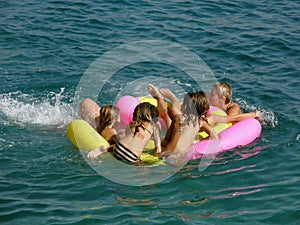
87;146;108;159
148;84;171;128
160;89;178;104
148;84;164;99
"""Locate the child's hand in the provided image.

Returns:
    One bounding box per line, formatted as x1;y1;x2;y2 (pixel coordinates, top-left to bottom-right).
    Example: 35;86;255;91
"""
254;110;263;121
87;146;107;159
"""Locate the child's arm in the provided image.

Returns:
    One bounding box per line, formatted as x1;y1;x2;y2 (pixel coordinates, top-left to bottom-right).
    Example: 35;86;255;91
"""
102;127;118;145
212;110;262;124
200;119;218;139
152;122;162;154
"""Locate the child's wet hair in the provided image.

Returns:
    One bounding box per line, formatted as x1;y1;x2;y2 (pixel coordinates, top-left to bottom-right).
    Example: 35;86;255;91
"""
96;105;120;134
182;91;210;117
132;102;159;122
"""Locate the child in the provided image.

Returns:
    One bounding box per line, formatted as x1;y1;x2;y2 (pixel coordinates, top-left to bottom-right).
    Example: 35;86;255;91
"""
88;102;162;164
148;84;216;156
207;82;263;125
208;82;242;116
162;90;215;156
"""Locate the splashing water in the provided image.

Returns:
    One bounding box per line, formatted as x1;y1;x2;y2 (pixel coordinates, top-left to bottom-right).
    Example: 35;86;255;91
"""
235;98;278;127
0;88;76;129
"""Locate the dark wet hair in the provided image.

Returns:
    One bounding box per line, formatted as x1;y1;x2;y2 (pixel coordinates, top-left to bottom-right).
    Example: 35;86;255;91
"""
131;102;160;139
182;91;210;117
132;102;159;122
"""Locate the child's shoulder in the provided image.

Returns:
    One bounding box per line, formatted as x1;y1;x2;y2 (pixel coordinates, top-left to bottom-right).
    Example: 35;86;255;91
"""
227;102;241;115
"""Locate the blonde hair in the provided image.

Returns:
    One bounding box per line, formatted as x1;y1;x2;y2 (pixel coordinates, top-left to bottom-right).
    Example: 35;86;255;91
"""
213;82;232;104
96;105;120;135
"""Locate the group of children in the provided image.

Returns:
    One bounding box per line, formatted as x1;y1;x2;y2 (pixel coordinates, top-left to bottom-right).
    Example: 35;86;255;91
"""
80;82;262;164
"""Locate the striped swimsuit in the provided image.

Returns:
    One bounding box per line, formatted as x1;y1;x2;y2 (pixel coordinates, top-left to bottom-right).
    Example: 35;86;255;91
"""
113;142;141;163
113;123;153;164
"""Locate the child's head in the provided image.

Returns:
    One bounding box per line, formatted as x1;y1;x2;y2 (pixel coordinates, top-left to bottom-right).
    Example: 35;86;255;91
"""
182;91;210;117
209;82;232;105
132;102;159;122
97;105;120;134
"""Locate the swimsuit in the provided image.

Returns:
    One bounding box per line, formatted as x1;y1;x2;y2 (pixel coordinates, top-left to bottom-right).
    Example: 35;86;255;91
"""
131;123;152;137
113;141;141;163
113;122;153;164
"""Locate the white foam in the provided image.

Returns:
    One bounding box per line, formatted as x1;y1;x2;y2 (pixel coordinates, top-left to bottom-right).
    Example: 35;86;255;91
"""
235;98;278;127
0;88;76;129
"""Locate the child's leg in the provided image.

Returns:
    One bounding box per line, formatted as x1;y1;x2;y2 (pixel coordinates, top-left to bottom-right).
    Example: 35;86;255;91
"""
148;84;172;128
161;119;174;148
160;88;181;116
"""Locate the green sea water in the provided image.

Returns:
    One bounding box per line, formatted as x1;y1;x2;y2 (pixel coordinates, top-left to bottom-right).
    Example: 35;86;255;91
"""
1;0;299;224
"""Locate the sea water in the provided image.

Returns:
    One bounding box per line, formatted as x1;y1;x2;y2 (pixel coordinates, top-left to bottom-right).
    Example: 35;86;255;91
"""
1;0;299;224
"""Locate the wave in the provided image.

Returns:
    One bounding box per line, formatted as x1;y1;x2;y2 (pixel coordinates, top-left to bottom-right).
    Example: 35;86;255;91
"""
0;88;76;129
